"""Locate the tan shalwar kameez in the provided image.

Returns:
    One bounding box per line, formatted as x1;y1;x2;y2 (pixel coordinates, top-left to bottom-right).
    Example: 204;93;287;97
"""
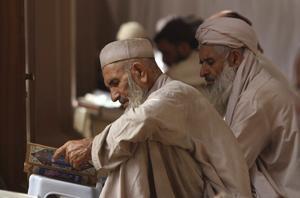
227;54;300;198
197;17;300;198
92;74;251;198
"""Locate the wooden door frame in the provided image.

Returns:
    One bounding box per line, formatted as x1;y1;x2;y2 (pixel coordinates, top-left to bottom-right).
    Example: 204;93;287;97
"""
0;0;27;192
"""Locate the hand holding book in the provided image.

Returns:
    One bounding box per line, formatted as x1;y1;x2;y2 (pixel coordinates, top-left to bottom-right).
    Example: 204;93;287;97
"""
53;138;93;170
25;142;97;186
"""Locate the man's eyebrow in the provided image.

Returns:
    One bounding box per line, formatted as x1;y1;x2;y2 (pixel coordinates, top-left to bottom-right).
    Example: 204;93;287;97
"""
199;57;213;63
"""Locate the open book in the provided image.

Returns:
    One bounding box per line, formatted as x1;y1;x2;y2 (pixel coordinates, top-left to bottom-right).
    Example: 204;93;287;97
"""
24;142;97;186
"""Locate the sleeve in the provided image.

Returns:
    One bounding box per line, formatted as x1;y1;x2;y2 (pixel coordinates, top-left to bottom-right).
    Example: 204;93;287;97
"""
91;92;192;172
91;107;156;172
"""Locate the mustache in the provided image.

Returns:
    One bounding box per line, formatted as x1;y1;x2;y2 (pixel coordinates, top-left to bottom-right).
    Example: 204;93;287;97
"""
204;75;216;84
118;96;128;105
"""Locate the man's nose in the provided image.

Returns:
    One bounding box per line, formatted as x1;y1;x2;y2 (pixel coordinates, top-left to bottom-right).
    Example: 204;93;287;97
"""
110;89;120;102
200;65;209;77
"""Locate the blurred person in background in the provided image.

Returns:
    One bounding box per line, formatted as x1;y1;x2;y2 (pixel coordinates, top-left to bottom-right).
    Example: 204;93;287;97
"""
154;17;206;90
117;21;168;73
196;15;300;197
116;21;148;41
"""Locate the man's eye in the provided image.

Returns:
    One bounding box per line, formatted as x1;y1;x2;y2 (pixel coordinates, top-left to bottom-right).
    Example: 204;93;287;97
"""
206;59;215;65
109;79;119;87
199;59;215;66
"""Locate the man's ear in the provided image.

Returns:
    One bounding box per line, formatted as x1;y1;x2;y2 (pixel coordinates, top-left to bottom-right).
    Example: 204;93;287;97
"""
130;62;148;84
228;49;243;67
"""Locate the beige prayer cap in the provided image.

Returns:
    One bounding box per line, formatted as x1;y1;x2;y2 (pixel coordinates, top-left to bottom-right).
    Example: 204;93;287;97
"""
100;38;154;69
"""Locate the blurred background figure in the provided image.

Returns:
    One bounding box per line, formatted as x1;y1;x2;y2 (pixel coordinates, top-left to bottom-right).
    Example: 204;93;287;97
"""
116;21;148;40
155;15;178;34
117;21;168;73
154;16;205;90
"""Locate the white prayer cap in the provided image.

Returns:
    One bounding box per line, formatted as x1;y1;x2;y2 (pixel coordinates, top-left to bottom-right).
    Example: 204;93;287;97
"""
116;21;147;40
100;38;154;68
196;17;258;54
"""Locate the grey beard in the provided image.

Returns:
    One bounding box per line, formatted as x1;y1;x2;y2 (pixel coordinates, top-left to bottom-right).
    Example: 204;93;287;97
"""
127;72;147;109
201;63;235;117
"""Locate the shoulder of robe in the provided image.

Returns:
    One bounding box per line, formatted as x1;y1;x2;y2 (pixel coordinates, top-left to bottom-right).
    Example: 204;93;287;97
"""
241;76;296;115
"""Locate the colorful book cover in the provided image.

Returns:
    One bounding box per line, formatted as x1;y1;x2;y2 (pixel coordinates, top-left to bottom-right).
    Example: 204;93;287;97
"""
25;142;97;186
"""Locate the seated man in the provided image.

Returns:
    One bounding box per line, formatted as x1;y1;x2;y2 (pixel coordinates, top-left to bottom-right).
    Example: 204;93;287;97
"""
196;16;300;197
154;18;206;90
53;38;251;197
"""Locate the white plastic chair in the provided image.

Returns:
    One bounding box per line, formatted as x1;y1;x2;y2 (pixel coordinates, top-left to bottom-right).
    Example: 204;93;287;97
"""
28;175;101;198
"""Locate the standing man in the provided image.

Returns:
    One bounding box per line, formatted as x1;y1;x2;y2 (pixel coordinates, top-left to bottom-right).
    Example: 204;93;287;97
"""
154;18;206;90
196;16;300;197
53;38;251;197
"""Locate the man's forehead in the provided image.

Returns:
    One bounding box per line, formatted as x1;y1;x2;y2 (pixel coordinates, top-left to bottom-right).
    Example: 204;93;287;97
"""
103;64;125;80
198;45;218;57
103;62;123;73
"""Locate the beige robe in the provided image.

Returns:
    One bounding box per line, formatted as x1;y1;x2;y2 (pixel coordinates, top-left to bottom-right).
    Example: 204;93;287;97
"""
167;51;206;91
196;17;300;198
225;51;300;198
92;74;251;198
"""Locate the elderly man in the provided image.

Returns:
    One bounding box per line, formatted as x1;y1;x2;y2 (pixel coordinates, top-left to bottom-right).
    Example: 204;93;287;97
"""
196;17;300;197
53;38;251;197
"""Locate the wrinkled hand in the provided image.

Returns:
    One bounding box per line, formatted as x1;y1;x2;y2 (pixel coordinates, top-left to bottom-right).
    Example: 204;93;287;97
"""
52;138;93;169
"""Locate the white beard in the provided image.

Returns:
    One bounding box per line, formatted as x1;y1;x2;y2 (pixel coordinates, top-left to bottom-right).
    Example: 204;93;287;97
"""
127;72;146;110
201;62;236;117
